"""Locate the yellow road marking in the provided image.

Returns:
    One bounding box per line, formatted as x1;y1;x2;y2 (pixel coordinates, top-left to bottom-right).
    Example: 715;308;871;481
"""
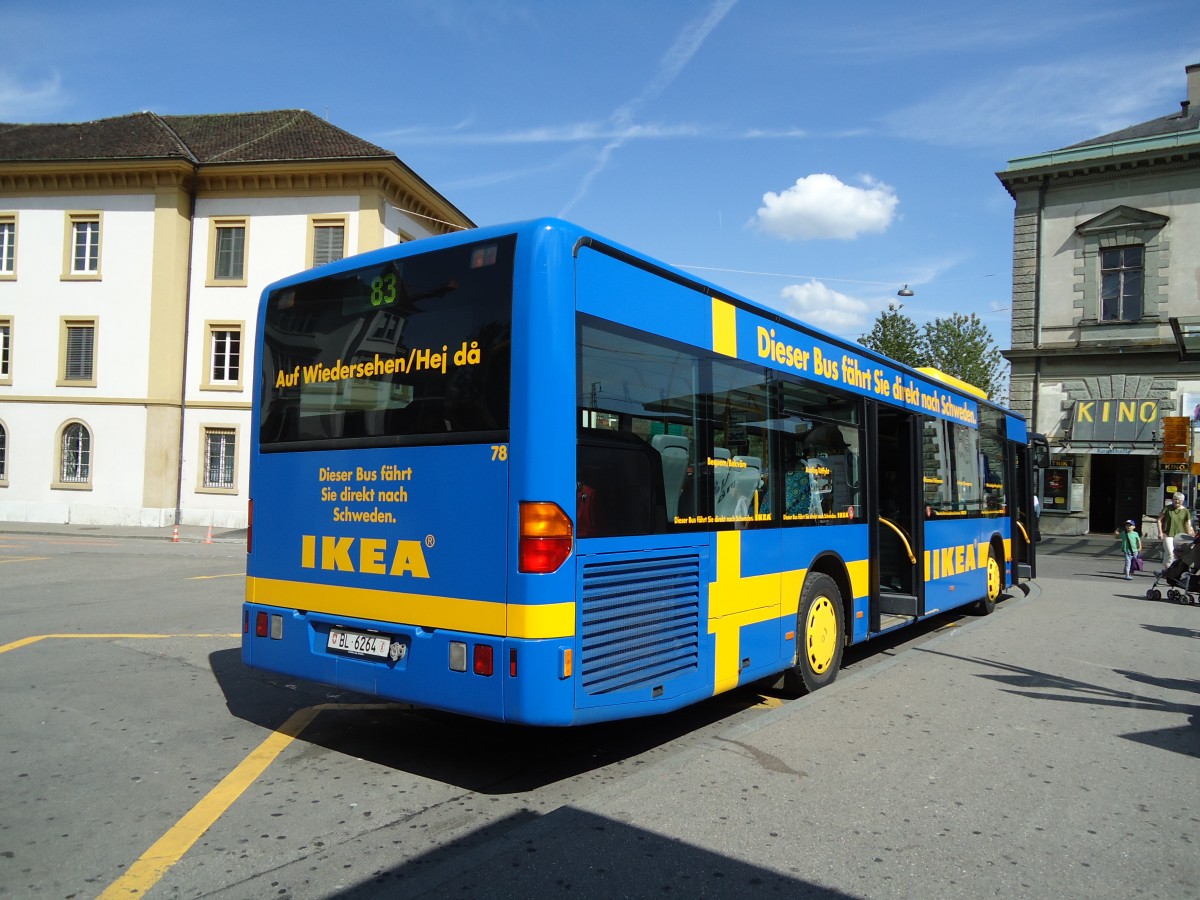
189;573;244;580
0;634;238;655
0;556;50;564
98;703;406;899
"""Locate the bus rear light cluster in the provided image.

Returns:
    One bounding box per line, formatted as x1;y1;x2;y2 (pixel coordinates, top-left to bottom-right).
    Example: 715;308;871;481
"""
449;641;497;676
518;502;573;573
253;611;283;639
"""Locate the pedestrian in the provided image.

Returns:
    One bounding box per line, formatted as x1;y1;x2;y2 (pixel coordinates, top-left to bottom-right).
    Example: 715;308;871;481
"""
1158;492;1195;567
1118;519;1141;580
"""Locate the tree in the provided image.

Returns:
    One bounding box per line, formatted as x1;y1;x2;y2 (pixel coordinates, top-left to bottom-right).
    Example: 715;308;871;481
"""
859;305;1008;400
858;303;923;367
921;312;1006;400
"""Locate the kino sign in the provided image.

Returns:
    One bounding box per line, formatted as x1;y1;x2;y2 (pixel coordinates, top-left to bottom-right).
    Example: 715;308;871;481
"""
1071;399;1160;441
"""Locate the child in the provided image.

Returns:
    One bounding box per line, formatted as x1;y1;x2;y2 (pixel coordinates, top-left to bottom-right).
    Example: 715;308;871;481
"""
1119;519;1141;580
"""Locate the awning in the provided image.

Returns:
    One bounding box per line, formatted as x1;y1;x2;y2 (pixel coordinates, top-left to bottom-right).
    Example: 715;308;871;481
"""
1055;441;1160;456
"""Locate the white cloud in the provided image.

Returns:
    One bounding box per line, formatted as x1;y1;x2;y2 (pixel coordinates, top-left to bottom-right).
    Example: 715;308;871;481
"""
775;281;871;335
753;174;899;241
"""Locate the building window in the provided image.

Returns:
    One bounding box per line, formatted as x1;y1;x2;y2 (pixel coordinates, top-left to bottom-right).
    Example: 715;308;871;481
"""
203;323;243;389
1100;246;1143;322
0;214;15;277
0;318;11;385
59;422;92;485
311;218;346;267
64;212;102;279
60;318;97;386
0;420;7;486
203;427;237;490
210;218;248;285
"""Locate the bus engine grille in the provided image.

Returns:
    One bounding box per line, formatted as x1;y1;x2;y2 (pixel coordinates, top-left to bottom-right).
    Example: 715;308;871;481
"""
580;552;701;695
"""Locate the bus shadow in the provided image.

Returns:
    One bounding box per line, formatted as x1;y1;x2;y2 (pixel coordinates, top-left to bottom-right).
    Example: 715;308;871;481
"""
323;808;857;900
207;598;1006;793
209;648;787;794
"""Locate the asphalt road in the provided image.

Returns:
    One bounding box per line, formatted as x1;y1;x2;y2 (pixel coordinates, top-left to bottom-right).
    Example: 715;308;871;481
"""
0;529;1195;899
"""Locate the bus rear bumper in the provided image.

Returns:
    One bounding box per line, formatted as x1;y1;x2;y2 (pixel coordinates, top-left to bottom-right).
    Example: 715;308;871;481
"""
241;602;578;724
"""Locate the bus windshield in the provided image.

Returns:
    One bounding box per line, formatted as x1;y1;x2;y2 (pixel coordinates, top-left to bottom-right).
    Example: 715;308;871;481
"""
258;235;514;450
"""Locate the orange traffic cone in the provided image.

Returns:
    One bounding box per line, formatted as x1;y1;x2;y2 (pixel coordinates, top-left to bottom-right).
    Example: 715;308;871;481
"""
205;524;213;544
171;526;180;543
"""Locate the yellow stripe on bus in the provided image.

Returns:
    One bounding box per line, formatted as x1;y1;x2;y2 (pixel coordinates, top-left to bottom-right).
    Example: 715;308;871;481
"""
712;297;738;357
246;577;575;639
707;531;871;695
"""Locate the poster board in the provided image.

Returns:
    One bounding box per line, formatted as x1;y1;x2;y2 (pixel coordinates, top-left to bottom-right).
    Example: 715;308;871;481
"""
1041;466;1073;513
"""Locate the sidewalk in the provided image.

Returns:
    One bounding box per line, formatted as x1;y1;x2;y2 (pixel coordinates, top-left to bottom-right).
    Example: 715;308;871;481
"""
0;519;246;544
1037;532;1163;560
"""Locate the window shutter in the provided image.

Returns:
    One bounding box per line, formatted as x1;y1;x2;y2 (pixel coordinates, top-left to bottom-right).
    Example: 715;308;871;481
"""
313;225;345;266
65;325;94;380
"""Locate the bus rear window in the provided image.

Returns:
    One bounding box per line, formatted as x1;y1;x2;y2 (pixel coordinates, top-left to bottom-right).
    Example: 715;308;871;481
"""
259;235;514;449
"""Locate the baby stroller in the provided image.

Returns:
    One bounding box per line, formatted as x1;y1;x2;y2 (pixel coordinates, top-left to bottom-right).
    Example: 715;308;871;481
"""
1146;536;1199;604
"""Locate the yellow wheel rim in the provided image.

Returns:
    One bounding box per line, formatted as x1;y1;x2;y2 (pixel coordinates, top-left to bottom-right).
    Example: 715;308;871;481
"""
986;555;1001;601
806;595;838;674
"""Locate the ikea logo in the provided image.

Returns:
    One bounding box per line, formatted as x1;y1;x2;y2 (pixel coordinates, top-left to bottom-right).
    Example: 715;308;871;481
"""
924;542;990;582
301;535;430;578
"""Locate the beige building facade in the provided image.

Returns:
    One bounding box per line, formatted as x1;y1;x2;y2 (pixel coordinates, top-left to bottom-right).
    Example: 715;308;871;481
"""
0;110;472;528
998;65;1200;537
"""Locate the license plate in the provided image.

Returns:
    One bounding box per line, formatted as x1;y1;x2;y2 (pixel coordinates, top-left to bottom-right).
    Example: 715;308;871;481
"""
327;628;392;658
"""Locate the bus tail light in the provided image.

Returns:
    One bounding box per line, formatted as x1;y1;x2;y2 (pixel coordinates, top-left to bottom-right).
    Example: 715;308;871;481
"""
473;644;493;676
255;611;268;637
509;648;518;677
519;502;573;573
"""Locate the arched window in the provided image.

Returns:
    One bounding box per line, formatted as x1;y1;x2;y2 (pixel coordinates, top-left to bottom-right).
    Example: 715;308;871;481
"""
60;422;91;484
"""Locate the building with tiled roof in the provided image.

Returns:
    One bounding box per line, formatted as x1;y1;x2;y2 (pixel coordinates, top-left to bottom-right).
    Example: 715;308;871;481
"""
0;110;473;528
996;64;1200;538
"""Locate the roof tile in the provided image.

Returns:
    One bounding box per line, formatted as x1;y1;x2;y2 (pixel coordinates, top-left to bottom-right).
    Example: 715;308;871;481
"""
0;110;391;164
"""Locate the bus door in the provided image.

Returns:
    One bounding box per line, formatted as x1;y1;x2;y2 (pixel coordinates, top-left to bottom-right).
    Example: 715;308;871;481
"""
1013;434;1046;580
872;405;922;629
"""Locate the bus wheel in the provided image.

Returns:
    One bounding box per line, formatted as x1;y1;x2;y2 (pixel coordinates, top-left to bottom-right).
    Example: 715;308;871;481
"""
784;573;844;696
976;547;1001;616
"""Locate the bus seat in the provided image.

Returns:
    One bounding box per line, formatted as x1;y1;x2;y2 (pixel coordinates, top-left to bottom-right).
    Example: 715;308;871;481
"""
651;434;690;522
713;448;737;516
579;429;667;536
732;456;762;516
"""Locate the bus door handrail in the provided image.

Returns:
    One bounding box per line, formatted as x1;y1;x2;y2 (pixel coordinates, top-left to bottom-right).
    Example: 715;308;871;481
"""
1015;520;1031;543
878;516;917;564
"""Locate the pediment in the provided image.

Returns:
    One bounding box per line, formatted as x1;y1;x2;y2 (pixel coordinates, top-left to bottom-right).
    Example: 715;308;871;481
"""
1076;205;1169;236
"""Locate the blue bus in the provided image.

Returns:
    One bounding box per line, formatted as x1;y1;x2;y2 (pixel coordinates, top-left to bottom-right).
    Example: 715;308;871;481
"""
243;218;1036;725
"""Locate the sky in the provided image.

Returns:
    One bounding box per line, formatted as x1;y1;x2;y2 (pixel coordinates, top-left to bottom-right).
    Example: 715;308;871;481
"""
3;0;1197;351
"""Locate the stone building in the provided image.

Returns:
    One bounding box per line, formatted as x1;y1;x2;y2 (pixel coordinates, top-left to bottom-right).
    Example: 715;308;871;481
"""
0;110;472;528
997;64;1200;536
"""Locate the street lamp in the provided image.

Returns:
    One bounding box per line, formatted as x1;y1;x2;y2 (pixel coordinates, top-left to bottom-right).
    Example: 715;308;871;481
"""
897;285;914;297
